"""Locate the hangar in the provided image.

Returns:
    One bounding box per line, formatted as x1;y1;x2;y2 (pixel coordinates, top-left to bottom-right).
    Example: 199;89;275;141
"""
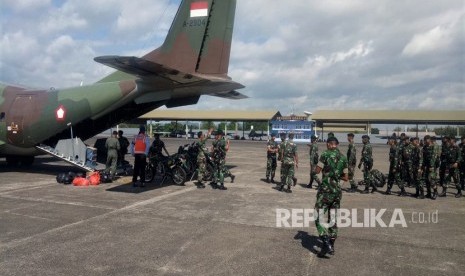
311;110;465;138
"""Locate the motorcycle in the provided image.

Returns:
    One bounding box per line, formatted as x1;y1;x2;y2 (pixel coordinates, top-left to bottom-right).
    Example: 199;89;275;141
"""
177;143;215;182
145;153;187;185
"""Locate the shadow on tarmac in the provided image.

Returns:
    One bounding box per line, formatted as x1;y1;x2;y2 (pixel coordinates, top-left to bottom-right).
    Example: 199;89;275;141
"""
294;231;321;256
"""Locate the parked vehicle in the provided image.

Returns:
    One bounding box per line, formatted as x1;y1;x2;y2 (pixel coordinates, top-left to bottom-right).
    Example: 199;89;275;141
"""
145;154;187;185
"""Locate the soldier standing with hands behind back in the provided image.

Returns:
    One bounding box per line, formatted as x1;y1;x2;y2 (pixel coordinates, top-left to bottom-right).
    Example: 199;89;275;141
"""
346;133;357;193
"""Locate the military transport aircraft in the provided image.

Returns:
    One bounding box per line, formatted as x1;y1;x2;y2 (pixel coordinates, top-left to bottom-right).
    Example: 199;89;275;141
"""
0;0;245;167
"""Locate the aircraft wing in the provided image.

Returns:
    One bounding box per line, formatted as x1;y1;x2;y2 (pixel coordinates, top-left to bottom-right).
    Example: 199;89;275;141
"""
94;56;205;84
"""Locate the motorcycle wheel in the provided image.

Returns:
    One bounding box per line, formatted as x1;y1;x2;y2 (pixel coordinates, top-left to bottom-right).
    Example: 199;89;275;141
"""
172;166;187;185
204;163;214;181
145;165;154;183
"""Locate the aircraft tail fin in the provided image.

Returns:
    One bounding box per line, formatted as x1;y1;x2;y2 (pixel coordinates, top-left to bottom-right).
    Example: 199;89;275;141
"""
144;0;237;77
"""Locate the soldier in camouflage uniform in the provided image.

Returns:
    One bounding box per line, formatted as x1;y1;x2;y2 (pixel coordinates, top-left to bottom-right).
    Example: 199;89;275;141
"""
346;133;357;193
359;135;376;193
266;133;279;183
315;136;348;257
386;136;407;196
195;129;212;188
422;135;439;199
278;132;287;186
402;137;415;187
460;136;465;191
211;130;229;190
307;135;320;189
411;137;424;199
441;137;462;198
279;133;298;193
105;131;121;180
438;136;449;192
397;133;406;182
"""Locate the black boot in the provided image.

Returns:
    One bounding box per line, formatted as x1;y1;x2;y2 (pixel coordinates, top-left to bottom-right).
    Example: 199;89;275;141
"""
431;189;438;200
455;189;462;198
266;177;270;183
307;180;313;189
329;238;336;255
418;188;425;199
385;187;391;195
230;175;235;183
426;189;432;198
278;184;284;191
439;186;447;197
362;188;370;194
371;186;378;193
286;185;292;193
318;236;334;257
219;183;227;190
271;173;275;183
398;188;408;196
293;177;297;187
414;187;419;198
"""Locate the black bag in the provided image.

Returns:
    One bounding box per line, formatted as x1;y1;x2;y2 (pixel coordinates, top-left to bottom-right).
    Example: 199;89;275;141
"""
371;169;386;187
63;172;76;185
56;173;66;183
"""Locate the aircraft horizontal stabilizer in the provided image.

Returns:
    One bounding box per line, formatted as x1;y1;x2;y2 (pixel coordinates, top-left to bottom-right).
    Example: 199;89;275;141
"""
210;90;248;100
94;56;205;84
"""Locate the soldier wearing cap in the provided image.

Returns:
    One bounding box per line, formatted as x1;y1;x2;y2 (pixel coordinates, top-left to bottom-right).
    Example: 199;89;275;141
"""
411;137;424;198
266;133;279;183
401;137;414;187
359;135;375;193
279;132;298;192
195;128;213;188
307;135;320;188
211;129;231;190
441;136;462;198
423;135;439;199
459;136;465;191
315;136;348;257
386;136;407;196
346;133;357;192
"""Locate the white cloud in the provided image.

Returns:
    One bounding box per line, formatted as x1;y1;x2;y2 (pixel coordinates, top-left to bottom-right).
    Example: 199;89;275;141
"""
2;0;51;12
402;25;454;56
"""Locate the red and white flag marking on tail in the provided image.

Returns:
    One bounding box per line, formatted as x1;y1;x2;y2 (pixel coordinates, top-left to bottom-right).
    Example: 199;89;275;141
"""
190;1;208;17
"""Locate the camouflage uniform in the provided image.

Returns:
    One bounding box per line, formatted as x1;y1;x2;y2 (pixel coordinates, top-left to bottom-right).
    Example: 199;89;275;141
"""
105;134;120;179
280;137;298;192
315;140;348;256
266;138;278;182
438;139;448;189
308;139;320;188
422;139;439;199
411;139;424;198
460;138;465;190
359;136;375;193
346;139;357;191
402;140;414;187
445;141;462;197
196;137;209;183
212;138;227;189
386;140;405;195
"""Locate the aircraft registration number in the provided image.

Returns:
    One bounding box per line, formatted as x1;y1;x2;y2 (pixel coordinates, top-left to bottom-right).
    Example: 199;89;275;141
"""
183;19;207;28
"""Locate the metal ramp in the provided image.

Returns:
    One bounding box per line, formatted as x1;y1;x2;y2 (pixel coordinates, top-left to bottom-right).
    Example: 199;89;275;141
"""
36;138;97;172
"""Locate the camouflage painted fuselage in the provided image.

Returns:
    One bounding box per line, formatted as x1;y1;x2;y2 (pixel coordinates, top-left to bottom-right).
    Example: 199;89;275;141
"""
0;0;245;159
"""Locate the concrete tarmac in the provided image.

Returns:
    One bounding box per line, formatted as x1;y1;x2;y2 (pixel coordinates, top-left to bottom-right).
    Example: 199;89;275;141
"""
1;138;464;276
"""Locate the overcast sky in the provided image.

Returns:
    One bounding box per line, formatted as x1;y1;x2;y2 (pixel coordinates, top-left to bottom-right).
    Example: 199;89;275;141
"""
1;0;464;115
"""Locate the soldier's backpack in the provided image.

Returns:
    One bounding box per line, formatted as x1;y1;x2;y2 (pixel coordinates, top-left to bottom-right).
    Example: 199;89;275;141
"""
370;169;386;187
